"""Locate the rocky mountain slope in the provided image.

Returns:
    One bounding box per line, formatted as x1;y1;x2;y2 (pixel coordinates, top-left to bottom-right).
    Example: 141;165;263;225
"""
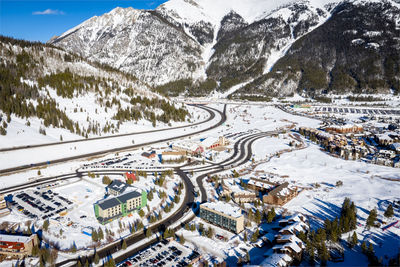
50;0;400;98
0;36;191;142
236;0;400;97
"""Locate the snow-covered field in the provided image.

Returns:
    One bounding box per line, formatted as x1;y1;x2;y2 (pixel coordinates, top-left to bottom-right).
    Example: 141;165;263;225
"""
3;171;185;250
0;106;215;170
252;140;400;263
1;102;399;266
0;103;209;150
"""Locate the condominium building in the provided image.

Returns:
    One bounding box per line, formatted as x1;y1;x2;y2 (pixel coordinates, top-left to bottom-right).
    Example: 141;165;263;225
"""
199;202;244;233
0;234;38;258
94;190;147;224
107;180;132;196
263;182;299;206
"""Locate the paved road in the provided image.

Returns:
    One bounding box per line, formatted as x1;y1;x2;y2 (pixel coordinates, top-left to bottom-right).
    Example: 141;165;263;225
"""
109;132;272;266
0;130;269;266
0;103;280;266
0;105;226;174
0;104;212;153
195;132;274;202
54;167;195;267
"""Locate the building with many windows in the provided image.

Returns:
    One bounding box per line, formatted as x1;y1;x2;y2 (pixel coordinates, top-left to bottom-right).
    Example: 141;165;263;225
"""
94;190;147;224
106;180;132;196
0;234;38;258
199;202;244;233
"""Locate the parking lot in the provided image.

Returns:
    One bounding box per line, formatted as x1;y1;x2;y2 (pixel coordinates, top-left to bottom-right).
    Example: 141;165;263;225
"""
118;240;200;267
9;189;73;220
315;106;400;116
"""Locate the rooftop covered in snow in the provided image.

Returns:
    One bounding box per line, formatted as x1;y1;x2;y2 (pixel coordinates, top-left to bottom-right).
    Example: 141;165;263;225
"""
200;202;242;218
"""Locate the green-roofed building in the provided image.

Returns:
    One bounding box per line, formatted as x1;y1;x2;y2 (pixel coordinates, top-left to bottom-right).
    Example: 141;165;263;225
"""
94;190;147;224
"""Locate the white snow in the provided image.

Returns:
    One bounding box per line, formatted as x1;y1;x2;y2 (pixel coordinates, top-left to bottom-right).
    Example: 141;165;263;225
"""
201;202;242;218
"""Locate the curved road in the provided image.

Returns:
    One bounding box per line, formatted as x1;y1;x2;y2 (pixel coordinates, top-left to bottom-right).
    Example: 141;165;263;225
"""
0;131;270;266
0;103;281;266
0;104;213;153
0;105;226;174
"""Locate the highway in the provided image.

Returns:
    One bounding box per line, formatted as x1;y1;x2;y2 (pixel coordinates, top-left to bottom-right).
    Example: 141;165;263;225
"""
0;130;271;266
0;102;284;266
0;105;226;174
0;104;213;153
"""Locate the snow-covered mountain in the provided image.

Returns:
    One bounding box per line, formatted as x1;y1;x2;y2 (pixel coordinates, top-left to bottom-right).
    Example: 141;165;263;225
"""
0;36;193;146
50;0;400;97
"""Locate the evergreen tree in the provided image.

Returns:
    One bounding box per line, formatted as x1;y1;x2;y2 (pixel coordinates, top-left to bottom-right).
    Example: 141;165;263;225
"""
42;220;49;231
92;229;98;242
108;257;116;267
319;243;329;265
350;232;358;248
361;241;367;254
298;231;307;243
32;245;39;256
245;251;250;263
148;190;153;201
102;175;112;185
207;227;213;238
251;229;259;243
179;234;185;244
254;210;262;224
366;208;378;228
146;228;151;238
243;232;247;242
368;242;374;256
94;252;100;264
98;227;104;240
384;204;394;218
309;246;315;265
266;208;276;223
139;209;145;218
122;239;127;250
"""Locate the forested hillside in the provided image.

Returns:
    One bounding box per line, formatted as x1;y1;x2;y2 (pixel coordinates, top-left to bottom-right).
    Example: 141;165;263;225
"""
0;36;190;141
50;0;400;98
233;0;400;98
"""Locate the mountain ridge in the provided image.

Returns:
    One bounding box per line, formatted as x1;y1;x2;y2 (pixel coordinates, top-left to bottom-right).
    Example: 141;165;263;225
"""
50;0;400;98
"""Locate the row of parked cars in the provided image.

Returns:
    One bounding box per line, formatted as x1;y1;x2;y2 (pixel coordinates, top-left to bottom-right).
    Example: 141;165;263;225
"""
119;240;197;267
10;190;72;220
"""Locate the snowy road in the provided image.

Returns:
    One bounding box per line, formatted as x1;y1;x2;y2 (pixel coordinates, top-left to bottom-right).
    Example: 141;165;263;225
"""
0;105;225;173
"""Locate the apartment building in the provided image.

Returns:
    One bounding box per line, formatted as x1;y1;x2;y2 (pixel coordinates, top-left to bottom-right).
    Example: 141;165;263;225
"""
199;202;244;233
0;234;38;258
94;190;147;224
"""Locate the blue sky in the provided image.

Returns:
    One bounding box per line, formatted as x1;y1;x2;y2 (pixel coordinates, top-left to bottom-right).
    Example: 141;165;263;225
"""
0;0;168;42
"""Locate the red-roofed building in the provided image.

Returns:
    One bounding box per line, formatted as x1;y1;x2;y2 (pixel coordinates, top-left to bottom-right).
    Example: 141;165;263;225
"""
125;172;136;183
0;234;38;258
141;151;156;159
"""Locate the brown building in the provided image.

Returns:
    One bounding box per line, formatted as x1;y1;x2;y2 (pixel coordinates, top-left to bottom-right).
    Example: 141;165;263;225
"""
141;151;156;159
263;182;298;206
247;178;275;194
325;124;363;134
161;151;186;157
273;235;304;261
0;234;39;258
233;192;258;203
